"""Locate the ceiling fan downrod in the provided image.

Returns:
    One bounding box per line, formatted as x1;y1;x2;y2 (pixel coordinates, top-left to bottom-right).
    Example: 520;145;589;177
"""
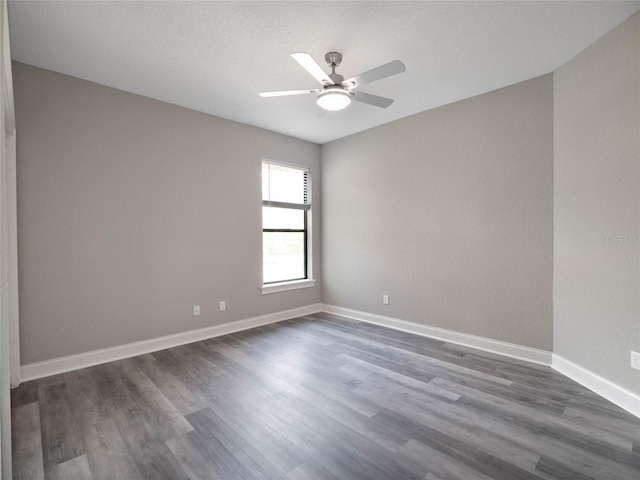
325;52;344;84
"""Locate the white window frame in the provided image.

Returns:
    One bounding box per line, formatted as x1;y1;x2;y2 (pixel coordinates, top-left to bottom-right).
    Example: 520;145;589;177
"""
261;159;315;295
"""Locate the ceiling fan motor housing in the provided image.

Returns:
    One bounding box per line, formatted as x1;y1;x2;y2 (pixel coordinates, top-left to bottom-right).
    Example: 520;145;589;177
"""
325;52;343;67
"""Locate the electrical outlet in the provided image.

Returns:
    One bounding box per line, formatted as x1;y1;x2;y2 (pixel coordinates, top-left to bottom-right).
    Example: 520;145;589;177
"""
193;305;200;316
219;301;226;312
383;295;389;305
631;351;640;371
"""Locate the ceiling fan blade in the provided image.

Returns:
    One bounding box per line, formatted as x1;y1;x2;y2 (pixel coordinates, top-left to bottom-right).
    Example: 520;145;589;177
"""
352;91;394;108
343;60;406;89
260;89;320;97
291;53;334;86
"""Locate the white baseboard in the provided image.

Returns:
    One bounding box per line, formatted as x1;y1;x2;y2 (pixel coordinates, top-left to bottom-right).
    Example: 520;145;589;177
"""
552;354;640;418
321;304;552;366
20;303;323;382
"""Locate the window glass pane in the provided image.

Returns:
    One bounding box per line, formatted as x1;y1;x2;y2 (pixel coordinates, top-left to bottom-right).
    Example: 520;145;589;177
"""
262;207;304;230
263;232;305;283
262;163;307;204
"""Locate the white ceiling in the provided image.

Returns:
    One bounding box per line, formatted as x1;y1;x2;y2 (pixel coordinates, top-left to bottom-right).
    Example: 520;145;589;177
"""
8;1;640;144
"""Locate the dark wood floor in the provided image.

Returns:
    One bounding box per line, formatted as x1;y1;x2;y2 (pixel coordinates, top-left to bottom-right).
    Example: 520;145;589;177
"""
11;313;640;480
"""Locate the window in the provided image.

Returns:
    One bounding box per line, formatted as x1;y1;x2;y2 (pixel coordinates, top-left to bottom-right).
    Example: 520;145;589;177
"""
262;161;314;293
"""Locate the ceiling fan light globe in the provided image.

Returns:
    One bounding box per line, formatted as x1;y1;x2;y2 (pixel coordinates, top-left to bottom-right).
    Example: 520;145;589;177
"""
317;88;352;111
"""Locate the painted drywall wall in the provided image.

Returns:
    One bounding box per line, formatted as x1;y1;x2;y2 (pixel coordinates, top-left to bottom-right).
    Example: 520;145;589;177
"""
322;75;553;351
13;62;321;365
554;12;640;393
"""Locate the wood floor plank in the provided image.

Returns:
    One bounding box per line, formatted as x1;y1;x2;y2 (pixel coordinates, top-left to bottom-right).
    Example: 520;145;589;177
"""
11;382;39;410
11;401;45;480
286;464;324;480
185;406;287;479
339;354;461;402
11;313;640;480
431;376;638;458
369;393;543;474
268;392;426;480
401;437;496;480
165;435;225;480
48;454;93;480
213;330;381;418
117;369;193;439
196;392;304;475
38;383;85;477
90;367;189;480
288;378;409;453
285;461;347;480
64;370;143;480
179;424;274;480
218;339;407;455
138;359;209;416
563;404;640;439
533;456;597;480
425;474;446;480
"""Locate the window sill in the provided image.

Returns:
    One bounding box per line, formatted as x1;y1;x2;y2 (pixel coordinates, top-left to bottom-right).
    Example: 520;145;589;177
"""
261;279;316;295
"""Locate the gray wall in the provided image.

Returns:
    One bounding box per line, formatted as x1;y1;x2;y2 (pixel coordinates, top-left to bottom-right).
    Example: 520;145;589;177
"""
554;13;640;393
321;75;554;351
13;62;321;365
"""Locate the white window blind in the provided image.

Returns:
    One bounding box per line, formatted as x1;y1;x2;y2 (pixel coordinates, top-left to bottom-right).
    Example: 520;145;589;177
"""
262;162;310;210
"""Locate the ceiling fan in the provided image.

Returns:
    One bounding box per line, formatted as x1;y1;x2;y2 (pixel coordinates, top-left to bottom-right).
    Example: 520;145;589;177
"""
260;52;406;111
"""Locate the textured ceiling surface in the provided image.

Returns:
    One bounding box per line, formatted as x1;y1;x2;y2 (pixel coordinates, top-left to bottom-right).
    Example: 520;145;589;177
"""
8;1;640;144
